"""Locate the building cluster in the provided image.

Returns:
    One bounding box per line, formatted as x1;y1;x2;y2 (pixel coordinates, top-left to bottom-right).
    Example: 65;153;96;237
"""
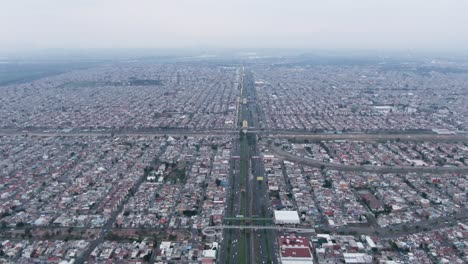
0;59;467;264
155;240;218;263
260;151;466;231
0;64;240;130
263;153;367;228
114;136;231;230
0;239;89;263
370;172;465;227
282;162;321;225
253;64;467;132
88;240;153;263
387;223;467;263
263;155;296;212
0;134;233;232
310;170;368;227
279;226;468;264
201;143;231;227
278;233;378;264
285;140;467;167
0;135;164;228
0;134;232;263
309;168;465;228
312;233;376;264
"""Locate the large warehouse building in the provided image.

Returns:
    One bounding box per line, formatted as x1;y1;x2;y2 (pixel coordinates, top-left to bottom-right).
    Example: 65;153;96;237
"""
274;210;301;225
278;235;314;264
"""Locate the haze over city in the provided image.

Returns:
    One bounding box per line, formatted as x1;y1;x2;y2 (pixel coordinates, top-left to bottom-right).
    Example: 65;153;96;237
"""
1;0;468;54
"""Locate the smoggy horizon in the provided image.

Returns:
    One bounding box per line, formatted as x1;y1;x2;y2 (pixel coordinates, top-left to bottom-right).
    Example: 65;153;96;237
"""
2;0;468;55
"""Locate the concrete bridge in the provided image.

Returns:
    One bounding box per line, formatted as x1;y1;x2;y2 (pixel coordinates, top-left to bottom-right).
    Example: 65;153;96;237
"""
202;225;316;237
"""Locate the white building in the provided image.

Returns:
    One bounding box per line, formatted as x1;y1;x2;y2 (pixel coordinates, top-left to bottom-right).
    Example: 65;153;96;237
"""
274;210;301;225
343;253;373;264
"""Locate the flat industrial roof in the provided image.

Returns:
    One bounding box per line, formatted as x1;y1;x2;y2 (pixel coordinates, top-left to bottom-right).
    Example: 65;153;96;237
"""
274;210;300;221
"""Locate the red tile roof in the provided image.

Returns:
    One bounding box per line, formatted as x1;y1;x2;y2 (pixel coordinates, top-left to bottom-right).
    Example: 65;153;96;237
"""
281;247;312;258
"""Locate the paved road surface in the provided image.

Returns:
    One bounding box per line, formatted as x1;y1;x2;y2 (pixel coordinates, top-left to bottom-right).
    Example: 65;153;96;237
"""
1;128;466;143
203;225;316;236
269;145;468;174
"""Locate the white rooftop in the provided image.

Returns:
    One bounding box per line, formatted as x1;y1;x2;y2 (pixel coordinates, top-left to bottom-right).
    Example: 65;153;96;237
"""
343;253;373;263
274;210;300;222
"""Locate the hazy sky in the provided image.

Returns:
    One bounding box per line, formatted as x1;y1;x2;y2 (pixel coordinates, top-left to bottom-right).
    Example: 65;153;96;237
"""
1;0;468;53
